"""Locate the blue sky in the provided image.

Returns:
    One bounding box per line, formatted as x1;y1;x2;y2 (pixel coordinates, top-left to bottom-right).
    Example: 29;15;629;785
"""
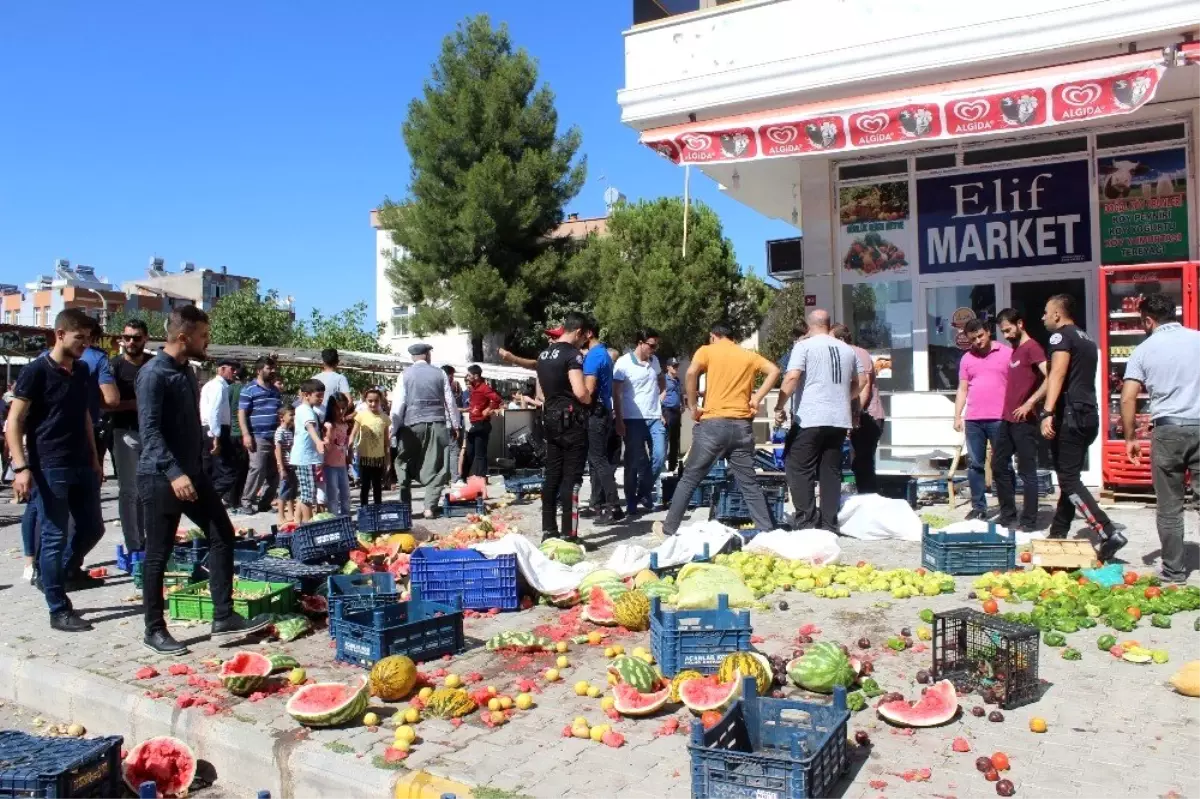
0;2;797;322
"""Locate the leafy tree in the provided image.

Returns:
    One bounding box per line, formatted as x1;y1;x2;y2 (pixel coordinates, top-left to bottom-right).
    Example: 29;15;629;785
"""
104;307;169;339
758;280;808;365
578;197;759;359
728;273;776;344
290;303;390;395
207;282;298;348
376;14;586;358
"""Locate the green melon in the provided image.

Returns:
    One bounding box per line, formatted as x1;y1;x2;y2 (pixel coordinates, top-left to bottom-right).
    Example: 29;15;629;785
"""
219;652;273;697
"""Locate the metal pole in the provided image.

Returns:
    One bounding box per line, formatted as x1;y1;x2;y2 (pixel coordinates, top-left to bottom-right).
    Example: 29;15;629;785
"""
85;287;108;328
681;164;691;258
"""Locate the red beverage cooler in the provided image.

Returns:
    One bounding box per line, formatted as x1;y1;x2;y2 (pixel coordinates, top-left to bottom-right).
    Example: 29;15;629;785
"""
1100;262;1200;489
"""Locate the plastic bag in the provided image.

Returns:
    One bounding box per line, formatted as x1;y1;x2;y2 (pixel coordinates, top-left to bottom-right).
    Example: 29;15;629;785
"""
836;494;922;541
1080;563;1125;588
746;529;841;565
672;563;756;609
448;476;488;501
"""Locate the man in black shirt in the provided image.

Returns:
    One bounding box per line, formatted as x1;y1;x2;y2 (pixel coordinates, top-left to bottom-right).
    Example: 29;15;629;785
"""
5;309;104;632
110;319;151;553
137;305;272;655
1040;294;1124;559
535;312;593;542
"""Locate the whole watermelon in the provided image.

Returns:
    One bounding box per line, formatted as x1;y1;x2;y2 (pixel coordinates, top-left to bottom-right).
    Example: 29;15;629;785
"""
787;642;856;693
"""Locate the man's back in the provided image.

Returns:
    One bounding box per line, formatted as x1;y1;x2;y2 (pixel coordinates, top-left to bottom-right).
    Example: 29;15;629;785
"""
693;339;770;420
787;334;859;429
1125;323;1200;421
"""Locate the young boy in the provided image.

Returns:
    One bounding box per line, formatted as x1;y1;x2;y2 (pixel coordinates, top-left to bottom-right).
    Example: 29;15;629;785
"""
273;405;296;525
289;379;326;522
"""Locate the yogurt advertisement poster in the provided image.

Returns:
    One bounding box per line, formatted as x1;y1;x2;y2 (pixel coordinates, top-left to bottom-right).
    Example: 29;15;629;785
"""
838;181;913;282
1097;148;1190;265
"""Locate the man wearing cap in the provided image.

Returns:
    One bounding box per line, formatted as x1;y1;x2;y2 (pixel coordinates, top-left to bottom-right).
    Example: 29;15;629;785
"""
661;357;683;473
200;359;240;501
391;343;460;518
441;365;465;482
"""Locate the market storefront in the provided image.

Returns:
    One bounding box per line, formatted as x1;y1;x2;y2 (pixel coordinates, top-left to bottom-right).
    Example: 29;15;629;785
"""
639;45;1199;485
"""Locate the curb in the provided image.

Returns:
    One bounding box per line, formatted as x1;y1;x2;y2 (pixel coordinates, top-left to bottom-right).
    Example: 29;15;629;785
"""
0;650;400;798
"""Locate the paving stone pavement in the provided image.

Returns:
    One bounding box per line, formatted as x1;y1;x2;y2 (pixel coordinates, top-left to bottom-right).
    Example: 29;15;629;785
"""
1;468;1198;798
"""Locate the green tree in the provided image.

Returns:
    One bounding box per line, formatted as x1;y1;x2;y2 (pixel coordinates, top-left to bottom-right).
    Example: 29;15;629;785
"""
104;307;169;339
577;197;758;359
207;282;298;348
290;303;390;395
758;280;808;364
728;273;776;344
377;14;586;358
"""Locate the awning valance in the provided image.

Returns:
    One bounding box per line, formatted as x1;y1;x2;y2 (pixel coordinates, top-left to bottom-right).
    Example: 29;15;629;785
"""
641;50;1187;166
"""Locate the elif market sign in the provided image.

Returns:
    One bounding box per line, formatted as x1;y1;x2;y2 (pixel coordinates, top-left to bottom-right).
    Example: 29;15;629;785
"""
916;160;1093;273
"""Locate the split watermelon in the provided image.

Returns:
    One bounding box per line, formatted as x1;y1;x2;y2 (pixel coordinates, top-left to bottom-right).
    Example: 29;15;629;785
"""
877;679;959;727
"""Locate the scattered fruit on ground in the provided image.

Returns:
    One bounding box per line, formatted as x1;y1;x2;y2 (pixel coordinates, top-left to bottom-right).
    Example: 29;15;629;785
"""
788;642;857;693
288;668;307;686
515;693;534;710
587;685;601;698
574;681;590;696
286;676;370;728
680;674;742;714
67;724;85;737
991;752;1010;771
418;687;434;700
394;726;416;744
601;696;615;711
670;670;704;703
1029;717;1047;733
983;599;999;614
369;655;417;701
444;674;463;689
587;631;604;645
122;736;197;798
390;739;411;753
488;698;502;711
219;652;272;697
362;712;379;727
556;641;569;653
1169;662;1200;697
701;710;722;729
556;656;570;669
422;688;476;720
612;683;671;717
996;778;1016;796
403;707;420;724
718;652;772;697
877;681;959;727
544;669;561;682
711;553;955;599
499;696;514;709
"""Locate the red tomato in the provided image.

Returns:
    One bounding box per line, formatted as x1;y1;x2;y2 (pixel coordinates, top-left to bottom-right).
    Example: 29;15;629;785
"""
1123;572;1139;585
982;599;999;615
1077;577;1088;585
701;711;722;730
1127;606;1142;620
1020;552;1032;563
991;752;1011;771
1144;586;1162;599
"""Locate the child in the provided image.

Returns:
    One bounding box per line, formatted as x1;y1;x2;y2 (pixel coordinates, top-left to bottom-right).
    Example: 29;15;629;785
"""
350;388;390;506
322;392;352;516
274;405;296;525
289;379;326;523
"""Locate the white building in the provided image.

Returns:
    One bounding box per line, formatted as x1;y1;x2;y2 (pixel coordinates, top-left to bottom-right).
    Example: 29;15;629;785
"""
620;0;1199;486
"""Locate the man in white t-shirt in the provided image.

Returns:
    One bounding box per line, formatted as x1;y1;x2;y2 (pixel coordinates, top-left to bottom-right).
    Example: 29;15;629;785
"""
613;328;667;514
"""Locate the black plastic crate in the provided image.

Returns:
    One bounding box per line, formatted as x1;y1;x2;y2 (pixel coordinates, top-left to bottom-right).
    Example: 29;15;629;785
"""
237;558;340;596
441;496;486;518
689;679;849;799
1013;469;1055;497
0;731;123;798
292;515;356;563
332;586;465;667
931;608;1040;709
172;538;209;566
357;502;412;534
711;478;787;526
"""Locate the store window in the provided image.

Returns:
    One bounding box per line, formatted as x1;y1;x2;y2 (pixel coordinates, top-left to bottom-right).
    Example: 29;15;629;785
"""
841;281;914;391
925;284;997;392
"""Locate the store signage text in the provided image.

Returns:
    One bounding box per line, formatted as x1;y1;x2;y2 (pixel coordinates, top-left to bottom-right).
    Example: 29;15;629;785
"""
917;160;1092;273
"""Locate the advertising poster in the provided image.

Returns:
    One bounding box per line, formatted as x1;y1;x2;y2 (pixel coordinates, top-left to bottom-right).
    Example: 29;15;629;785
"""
917;159;1092;273
838;181;913;282
1097;148;1190;264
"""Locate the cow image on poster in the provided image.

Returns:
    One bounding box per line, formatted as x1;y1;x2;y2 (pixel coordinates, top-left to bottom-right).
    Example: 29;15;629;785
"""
899;108;934;138
1000;94;1039;126
805;121;838;149
1098;159;1151;200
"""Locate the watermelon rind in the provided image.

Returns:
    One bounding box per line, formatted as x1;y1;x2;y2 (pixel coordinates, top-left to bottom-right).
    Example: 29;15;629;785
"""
286;675;370;727
679;672;742;714
578;569;621;597
582;586;619;625
612;683;671;717
266;653;300;673
787;641;857;694
607;655;659;693
877;679;959;727
219;651;273;696
122;736;197;798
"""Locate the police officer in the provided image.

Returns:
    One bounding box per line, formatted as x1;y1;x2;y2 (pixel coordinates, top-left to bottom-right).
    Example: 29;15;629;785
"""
535;312;592;542
1120;293;1200;583
1039;294;1125;560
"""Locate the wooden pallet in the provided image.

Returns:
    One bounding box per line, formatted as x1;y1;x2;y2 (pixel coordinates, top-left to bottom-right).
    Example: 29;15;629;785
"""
1029;539;1095;571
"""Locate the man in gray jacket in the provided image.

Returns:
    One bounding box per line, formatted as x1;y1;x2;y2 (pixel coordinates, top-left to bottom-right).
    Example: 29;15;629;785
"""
391;343;461;519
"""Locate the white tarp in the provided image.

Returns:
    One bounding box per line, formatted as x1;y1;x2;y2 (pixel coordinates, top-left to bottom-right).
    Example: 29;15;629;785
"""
934;519;1048;547
837;494;924;541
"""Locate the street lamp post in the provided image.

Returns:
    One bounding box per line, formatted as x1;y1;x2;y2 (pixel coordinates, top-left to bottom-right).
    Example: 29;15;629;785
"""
84;288;109;329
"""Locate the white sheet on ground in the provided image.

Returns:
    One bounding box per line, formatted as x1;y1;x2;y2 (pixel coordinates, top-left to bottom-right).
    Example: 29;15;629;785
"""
934;519;1048;547
745;529;841;565
836;494;923;541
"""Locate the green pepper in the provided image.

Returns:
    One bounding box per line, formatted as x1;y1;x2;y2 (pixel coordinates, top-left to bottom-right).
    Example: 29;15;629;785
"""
887;637;906;651
1151;614;1171;629
1043;631;1067;647
918;608;935;624
1097;634;1117;651
1077;617;1097;629
846;690;866;712
1061;647;1082;661
859;678;883;698
1106;610;1137;633
1085;603;1102;618
1053;617;1079;633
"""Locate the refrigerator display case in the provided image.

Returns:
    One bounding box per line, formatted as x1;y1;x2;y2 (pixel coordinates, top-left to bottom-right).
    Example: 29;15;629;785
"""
1099;262;1200;489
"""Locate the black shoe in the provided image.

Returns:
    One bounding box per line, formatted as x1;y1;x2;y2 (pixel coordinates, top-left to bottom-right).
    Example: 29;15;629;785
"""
50;611;92;633
65;572;105;592
210;613;273;641
1096;529;1128;563
997;517;1017;529
144;629;190;656
240;505;259;516
578;506;597;519
596;506;626;525
1018;523;1040;534
965;508;988;521
540;530;563;544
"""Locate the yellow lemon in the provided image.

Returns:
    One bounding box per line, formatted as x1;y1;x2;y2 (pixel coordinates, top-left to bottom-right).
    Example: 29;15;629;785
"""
555;641;569;653
391;738;411;752
545;668;560;682
487;698;502;711
363;712;380;727
556;656;570;669
574;681;590;696
444;674;462;689
586;686;601;698
573;716;589;728
604;646;616;658
611;644;625;655
590;726;605;741
587;631;603;645
490;710;507;725
418;687;433;700
403;707;421;724
515;693;533;710
394;726;416;744
499;696;513;709
486;685;498;695
600;696;615;711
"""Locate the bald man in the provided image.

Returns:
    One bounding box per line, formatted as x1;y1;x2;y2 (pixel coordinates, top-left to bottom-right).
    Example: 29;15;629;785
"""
774;310;861;532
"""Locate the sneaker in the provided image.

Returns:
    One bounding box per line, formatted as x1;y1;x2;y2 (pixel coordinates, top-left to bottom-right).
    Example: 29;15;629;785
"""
240;505;259;516
50;611;92;633
144;629;190;656
595;506;626;525
1095;529;1128;563
210;613;273;641
965;508;988;521
1158;572;1188;586
1018;523;1041;535
578;506;597;520
996;517;1017;529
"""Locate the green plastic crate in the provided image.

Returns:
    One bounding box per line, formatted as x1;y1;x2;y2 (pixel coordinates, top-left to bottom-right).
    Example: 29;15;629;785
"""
167;579;294;621
132;559;198;590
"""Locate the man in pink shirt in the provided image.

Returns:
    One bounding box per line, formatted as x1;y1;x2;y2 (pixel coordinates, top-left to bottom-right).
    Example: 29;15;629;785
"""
953;318;1011;521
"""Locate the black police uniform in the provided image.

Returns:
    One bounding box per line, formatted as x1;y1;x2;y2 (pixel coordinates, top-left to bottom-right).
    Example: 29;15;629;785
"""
536;342;588;539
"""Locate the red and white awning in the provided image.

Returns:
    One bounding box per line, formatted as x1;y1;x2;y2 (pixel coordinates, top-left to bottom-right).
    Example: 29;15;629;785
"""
641;50;1186;165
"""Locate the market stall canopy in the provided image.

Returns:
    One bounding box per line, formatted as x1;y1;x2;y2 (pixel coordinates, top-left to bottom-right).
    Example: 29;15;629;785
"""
641;48;1192;165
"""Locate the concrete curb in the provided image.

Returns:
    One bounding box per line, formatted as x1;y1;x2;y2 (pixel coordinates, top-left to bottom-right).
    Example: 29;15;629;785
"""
0;650;401;798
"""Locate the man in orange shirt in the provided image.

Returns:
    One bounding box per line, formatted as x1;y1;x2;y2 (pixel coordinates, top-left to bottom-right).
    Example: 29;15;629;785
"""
653;324;781;536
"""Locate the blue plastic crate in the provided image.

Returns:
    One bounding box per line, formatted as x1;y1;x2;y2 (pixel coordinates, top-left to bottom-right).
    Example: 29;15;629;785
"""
689;679;849;799
327;573;401;635
708;459;728;480
173;538;209;566
292;515;356;563
409;547;519;611
0;731;123;798
272;531;294;554
689;480;718;509
114;545;144;574
921;522;1016;575
441;495;486;518
503;476;543;501
711;479;787;525
231;538;271;565
332;586;464;667
237;558;340;596
357;502;413;534
650;594;752;677
648;544;711;576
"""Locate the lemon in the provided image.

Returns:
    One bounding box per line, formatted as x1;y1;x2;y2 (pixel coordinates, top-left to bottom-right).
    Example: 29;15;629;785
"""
362;712;380;727
403;707;421;724
287;668;306;685
490;710;507;725
574;681;590;696
590;726;606;742
632;646;647;658
587;631;603;645
418;687;434;699
573;716;589;727
556;655;570;669
555;641;569;653
604;646;616;658
515;693;534;710
486;685;498;695
545;668;561;682
600;696;615;711
391;738;411;752
586;686;601;698
572;725;590;739
394;726;416;743
488;698;502;711
499;696;513;709
444;674;462;689
611;644;625;655
636;652;655;665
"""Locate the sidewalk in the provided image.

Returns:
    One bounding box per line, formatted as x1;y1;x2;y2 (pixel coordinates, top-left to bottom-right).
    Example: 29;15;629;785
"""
1;478;1197;798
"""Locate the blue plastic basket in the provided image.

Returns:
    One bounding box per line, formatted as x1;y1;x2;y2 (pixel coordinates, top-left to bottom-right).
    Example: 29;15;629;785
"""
231;538;271;565
409;547;519;611
711;479;787;525
921;522;1016;575
332;586;464;667
357;502;413;534
648;544;711;576
236;558;340;596
689;679;849;799
272;531;294;554
114;545;144;574
503;476;544;501
327;573;401;635
689;480;718;509
708;458;728;480
172;538;209;566
650;594;752;677
292;515;356;563
0;731;123;798
441;496;486;518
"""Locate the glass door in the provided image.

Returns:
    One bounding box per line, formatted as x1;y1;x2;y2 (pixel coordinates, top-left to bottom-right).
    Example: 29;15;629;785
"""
1005;277;1090;351
924;283;997;393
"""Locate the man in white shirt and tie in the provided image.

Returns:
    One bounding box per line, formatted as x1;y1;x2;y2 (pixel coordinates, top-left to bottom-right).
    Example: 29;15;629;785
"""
200;359;240;505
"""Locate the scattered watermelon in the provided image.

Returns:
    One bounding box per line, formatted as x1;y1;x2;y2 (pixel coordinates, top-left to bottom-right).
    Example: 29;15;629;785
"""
877;679;959;727
122;736;197;798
